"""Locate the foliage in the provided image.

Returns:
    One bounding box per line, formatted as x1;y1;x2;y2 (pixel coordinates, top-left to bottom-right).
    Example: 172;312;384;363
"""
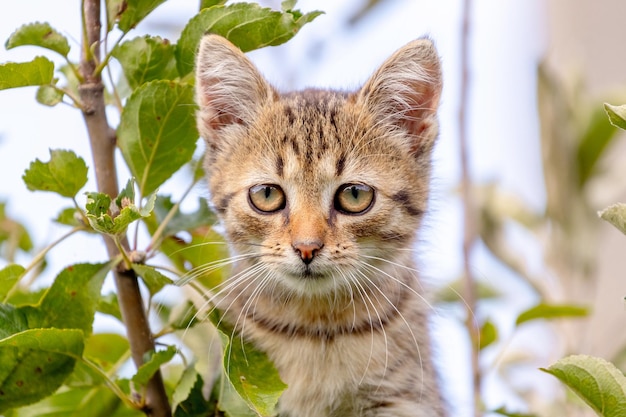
0;1;321;415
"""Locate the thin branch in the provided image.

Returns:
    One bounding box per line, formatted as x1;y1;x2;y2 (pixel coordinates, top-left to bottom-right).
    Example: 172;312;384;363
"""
459;0;481;415
78;1;171;416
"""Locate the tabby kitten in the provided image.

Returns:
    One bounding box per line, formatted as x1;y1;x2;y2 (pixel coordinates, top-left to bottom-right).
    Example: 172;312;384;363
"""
195;34;445;417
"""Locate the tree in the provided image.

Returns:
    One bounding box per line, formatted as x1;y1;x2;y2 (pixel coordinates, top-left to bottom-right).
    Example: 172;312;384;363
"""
0;1;320;415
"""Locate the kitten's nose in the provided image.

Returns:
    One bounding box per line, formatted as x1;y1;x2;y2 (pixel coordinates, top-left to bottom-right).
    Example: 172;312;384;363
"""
293;241;323;265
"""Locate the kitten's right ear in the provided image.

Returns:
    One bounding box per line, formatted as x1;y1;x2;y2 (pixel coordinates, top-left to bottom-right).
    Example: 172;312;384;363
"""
195;35;274;142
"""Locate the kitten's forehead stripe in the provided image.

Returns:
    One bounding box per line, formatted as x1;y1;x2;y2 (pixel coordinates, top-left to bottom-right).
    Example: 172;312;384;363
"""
275;155;284;177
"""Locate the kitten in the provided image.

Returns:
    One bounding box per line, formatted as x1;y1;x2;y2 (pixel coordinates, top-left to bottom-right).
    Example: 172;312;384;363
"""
195;34;445;417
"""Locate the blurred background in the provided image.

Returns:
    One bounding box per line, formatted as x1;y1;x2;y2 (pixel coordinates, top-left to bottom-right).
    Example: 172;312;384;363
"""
1;1;626;416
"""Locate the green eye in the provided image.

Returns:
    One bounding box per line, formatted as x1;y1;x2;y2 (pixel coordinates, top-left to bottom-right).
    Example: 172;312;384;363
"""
248;184;286;213
334;183;374;214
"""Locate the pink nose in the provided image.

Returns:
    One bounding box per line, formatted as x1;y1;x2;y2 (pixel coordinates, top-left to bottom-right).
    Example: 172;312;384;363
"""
293;241;323;265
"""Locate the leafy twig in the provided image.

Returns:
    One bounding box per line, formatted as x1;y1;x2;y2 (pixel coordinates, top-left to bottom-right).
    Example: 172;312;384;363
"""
78;1;171;415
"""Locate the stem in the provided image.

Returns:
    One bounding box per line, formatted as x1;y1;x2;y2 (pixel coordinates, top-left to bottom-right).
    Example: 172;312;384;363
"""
81;358;140;410
78;1;171;416
459;0;481;415
3;226;83;302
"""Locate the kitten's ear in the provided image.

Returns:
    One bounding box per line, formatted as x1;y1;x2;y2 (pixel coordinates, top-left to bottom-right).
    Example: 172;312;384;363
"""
357;38;442;155
195;35;275;141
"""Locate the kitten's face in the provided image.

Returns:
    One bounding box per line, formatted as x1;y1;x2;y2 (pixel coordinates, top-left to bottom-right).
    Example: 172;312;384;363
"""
196;36;442;297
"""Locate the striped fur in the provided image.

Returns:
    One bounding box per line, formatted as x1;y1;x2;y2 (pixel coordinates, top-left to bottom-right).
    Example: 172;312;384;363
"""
196;34;445;417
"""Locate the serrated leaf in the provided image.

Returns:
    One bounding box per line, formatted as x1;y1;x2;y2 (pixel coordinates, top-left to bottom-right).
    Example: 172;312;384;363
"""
479;320;498;350
515;303;589;326
131;263;173;295
32;263;111;334
604;103;626;131
0;56;54;90
112;36;178;90
23;149;88;198
85;189;157;236
117;0;168;32
118;80;197;196
217;328;287;416
132;344;177;387
598;203;626;236
176;2;323;77
36;83;64;107
0;264;25;301
0;328;84;412
542;355;626;417
281;0;297;11
5;22;70;57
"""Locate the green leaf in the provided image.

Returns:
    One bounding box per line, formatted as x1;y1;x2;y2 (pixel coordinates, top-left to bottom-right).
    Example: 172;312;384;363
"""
176;2;323;77
200;0;227;10
153;195;216;238
0;328;84;412
33;263;111;334
131;264;173;295
492;406;538;417
23;149;88;198
106;0;126;32
169;301;200;330
218;329;287;416
5;22;70;57
281;0;297;11
599;203;626;235
9;384;140;417
542;355;626;417
515;303;589;326
174;370;218;417
36;84;64;107
84;333;129;372
0;303;28;339
0;56;54;90
0;264;25;301
479;320;498;350
117;0;168;32
112;36;178;90
54;207;82;227
0;203;33;259
131;344;177;387
97;292;123;322
576;106;618;187
118;81;197;196
604;103;626;130
85;185;157;236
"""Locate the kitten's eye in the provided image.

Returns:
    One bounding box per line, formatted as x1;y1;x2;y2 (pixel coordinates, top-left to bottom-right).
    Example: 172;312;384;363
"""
249;184;286;213
334;183;375;214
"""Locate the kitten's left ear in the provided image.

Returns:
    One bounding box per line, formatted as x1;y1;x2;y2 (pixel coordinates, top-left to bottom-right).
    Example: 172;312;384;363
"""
357;38;442;155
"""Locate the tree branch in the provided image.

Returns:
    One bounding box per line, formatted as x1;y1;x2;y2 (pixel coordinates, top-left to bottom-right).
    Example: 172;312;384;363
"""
78;1;171;416
459;0;481;415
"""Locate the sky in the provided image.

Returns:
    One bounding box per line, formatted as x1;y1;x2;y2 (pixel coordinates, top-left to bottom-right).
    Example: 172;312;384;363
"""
0;1;546;415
